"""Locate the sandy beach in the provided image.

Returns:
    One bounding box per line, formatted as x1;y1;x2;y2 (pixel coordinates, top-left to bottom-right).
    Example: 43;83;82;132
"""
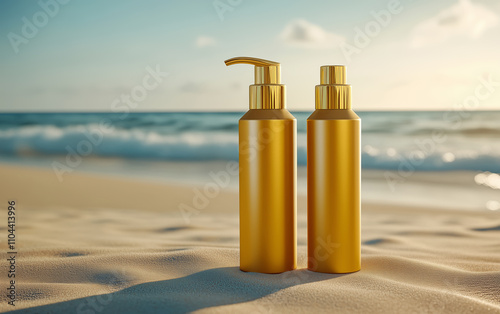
0;163;499;313
3;0;500;311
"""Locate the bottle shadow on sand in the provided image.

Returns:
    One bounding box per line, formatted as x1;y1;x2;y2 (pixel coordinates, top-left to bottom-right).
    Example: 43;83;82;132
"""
12;267;349;314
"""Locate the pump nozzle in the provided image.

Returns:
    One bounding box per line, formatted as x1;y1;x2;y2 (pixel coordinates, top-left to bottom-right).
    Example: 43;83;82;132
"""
316;65;351;110
225;57;285;109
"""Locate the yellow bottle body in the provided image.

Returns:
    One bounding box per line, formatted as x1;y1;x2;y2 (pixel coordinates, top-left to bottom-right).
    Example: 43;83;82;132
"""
239;109;297;273
307;109;360;273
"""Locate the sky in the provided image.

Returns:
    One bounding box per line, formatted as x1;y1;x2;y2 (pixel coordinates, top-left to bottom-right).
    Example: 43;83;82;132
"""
1;0;499;112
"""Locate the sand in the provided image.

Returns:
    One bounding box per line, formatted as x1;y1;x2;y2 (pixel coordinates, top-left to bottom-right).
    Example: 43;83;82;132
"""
0;164;499;313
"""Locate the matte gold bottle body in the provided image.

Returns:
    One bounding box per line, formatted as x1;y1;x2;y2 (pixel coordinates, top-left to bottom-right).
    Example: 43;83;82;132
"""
307;109;360;273
239;109;297;273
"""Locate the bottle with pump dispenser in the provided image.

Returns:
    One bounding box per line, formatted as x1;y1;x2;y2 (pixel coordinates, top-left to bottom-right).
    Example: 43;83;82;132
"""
225;57;297;274
307;65;361;273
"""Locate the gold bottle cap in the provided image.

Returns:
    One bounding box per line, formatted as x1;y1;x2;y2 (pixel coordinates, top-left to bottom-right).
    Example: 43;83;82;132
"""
315;65;351;109
225;57;285;109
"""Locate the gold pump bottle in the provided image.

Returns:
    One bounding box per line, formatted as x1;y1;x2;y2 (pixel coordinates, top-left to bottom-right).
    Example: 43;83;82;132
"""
307;65;360;273
225;57;296;273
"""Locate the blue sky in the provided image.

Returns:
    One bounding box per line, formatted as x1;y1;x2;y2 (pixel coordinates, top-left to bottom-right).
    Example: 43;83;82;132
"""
1;0;499;111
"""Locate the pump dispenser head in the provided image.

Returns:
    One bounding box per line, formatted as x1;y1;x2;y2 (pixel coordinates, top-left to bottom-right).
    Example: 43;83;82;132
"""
225;57;285;109
316;65;352;109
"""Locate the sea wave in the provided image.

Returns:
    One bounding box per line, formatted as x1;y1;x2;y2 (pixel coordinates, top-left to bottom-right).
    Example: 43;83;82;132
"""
1;122;499;172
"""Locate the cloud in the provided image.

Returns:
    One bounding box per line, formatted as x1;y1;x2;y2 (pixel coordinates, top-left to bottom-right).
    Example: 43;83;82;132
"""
280;19;345;49
195;36;216;48
411;0;499;48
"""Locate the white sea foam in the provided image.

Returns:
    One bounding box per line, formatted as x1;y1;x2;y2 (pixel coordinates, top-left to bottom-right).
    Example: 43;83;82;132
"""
0;112;499;171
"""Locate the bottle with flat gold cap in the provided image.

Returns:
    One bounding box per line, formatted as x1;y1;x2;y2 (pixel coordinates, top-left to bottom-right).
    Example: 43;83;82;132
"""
307;65;360;273
225;57;296;274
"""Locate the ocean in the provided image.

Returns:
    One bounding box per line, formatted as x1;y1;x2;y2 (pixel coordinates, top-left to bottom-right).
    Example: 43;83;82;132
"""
0;111;499;172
